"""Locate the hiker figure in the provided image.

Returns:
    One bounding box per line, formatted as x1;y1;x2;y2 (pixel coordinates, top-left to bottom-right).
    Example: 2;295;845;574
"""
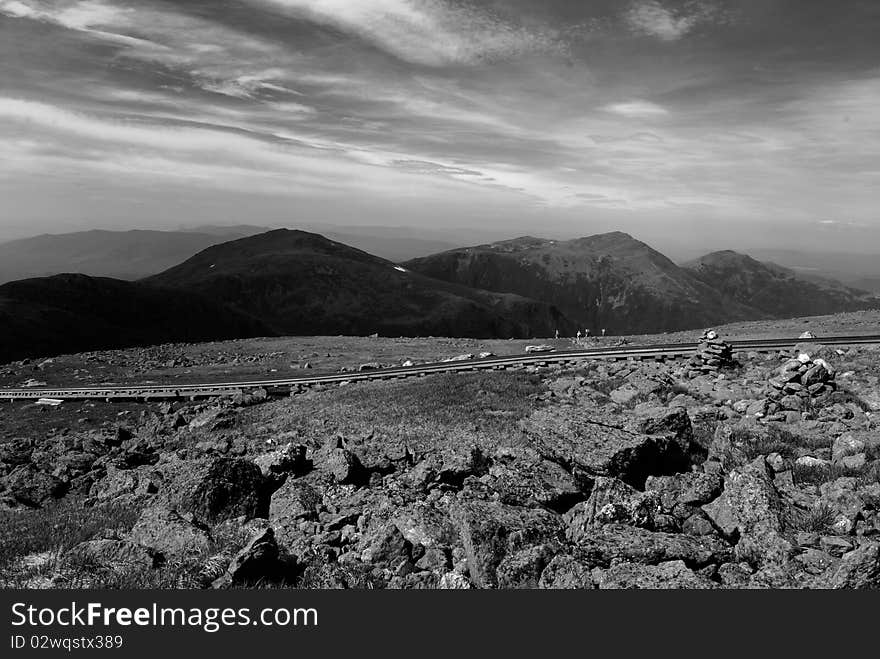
585;329;591;338
576;330;582;340
601;328;607;337
555;329;560;340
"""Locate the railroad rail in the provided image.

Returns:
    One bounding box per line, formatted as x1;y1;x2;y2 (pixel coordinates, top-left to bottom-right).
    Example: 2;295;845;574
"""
1;334;879;402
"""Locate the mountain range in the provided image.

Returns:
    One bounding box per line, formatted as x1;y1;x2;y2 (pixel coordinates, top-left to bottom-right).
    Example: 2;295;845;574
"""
682;251;878;318
404;233;759;334
0;226;457;284
1;228;877;363
144;229;570;339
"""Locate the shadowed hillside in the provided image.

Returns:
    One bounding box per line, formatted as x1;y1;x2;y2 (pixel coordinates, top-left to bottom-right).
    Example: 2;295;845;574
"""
683;251;880;318
0;274;271;363
404;232;759;334
145;229;573;339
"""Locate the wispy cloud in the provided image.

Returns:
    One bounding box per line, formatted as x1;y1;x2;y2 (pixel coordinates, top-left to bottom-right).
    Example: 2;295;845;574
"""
602;100;669;118
250;0;566;66
0;0;165;50
624;1;718;42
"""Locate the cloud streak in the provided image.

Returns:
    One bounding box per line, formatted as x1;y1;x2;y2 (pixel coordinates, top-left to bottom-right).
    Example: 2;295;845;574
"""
624;1;721;41
250;0;567;66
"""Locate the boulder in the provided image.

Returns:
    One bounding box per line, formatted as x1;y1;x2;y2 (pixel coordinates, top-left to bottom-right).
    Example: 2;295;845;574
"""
1;465;66;507
212;527;285;588
269;480;323;549
564;477;657;541
176;458;269;524
832;434;867;463
645;471;724;509
0;438;33;467
325;448;368;485
811;543;880;589
451;500;564;588
598;560;717;589
537;555;594;589
360;523;411;566
438;572;472;589
572;524;731;569
392;503;459;550
818;478;866;526
495;544;558;589
63;539;163;571
253;444;310;477
702;458;793;567
522;406;690;488
127;507;212;559
487;447;588;512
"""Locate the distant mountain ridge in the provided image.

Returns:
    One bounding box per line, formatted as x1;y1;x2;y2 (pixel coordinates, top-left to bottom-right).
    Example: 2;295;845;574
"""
0;226;461;283
404;232;761;334
682;250;880;318
2;228;877;363
144;229;573;339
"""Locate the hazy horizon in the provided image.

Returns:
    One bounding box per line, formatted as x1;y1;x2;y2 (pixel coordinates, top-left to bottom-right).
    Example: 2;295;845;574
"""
2;1;879;255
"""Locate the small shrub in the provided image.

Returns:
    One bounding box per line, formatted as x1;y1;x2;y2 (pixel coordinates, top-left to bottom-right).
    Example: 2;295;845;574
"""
786;503;837;533
296;557;383;590
792;461;880;486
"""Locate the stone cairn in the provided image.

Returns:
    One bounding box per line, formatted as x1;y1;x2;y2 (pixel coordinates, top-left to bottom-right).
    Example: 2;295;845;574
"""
686;329;735;376
765;352;837;414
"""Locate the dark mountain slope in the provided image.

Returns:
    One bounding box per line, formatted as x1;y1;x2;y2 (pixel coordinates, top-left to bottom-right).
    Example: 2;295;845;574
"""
683;251;880;318
145;229;572;338
404;232;759;334
0;229;266;284
0;274;271;364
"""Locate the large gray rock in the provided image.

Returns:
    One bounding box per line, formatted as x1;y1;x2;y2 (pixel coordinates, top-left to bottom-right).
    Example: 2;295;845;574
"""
496;544;557;589
572;524;731;569
360;523;411;566
811;543;880;589
522;406;690;487
632;407;694;448
127;507;212;559
818;478;867;527
451;499;564;588
564;477;657;541
175;458;269;524
63;539;163;571
212;527;284;588
831;434;866;463
392;503;459;550
487;446;588;512
325;448;367;485
598;560;717;589
1;465;66;507
645;471;724;510
268;480;323;550
702;457;793;567
538;555;595;589
253;444;309;477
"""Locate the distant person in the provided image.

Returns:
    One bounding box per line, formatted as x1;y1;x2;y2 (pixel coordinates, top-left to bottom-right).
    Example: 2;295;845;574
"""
601;328;606;337
555;329;560;340
585;329;591;337
576;330;581;340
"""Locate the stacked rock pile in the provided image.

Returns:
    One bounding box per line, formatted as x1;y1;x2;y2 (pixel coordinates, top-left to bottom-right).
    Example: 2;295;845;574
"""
686;330;735;375
765;352;837;413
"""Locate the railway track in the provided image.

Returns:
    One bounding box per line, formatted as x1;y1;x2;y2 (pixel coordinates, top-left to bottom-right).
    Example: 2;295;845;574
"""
2;334;879;402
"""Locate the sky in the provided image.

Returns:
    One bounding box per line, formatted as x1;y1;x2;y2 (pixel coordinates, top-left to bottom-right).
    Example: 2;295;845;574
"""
1;0;880;256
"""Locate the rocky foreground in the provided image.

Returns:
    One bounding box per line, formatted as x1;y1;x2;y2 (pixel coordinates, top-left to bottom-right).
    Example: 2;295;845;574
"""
1;339;879;589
